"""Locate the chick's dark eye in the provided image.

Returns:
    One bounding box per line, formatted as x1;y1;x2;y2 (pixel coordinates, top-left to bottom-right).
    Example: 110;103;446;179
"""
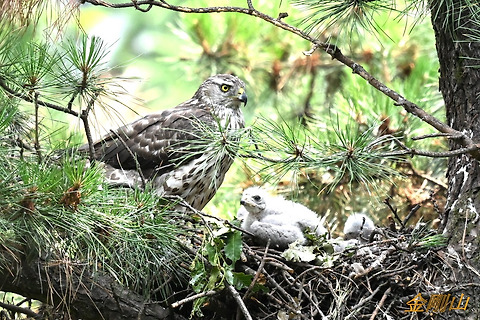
221;84;231;92
252;195;261;201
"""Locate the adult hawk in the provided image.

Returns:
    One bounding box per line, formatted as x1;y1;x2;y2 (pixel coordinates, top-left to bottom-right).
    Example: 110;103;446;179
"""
84;74;247;211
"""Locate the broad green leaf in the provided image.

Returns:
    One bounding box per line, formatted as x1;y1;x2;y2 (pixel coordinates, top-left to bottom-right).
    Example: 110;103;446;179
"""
190;260;207;292
207;266;222;290
232;272;253;290
205;241;219;266
225;267;234;286
224;231;242;263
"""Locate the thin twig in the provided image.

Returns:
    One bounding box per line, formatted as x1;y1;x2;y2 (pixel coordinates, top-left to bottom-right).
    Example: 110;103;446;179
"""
247;246;293;272
354;249;395;279
303;43;319;56
262;278;309;320
81;92;101;161
228;284;253;320
383;199;405;230
170;290;217;308
67;92;77;110
14;298;30;307
132;0;153;12
385;134;477;158
344;284;385;320
262;270;298;307
382;146;478;158
238;151;295;164
404;161;448;190
0;77;79;117
243;239;270;301
168;195;255;236
369;287;391;320
401;204;420;231
80;110;95;162
411;132;464;141
300;62;317;123
33;92;42;162
109;129;147;189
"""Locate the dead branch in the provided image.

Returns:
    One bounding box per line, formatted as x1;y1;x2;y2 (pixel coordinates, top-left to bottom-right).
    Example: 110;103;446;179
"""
411;132;465;141
0;77;79;118
0;301;41;320
170;290;217;309
384;198;405;230
228;284;253;320
369;287;391;320
242;240;270;301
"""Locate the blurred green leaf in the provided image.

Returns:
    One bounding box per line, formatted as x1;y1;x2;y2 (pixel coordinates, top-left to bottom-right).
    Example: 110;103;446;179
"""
232;272;253;290
225;230;242;263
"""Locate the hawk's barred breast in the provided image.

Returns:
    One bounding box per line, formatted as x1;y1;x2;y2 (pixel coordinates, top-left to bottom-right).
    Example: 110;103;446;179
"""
84;74;247;211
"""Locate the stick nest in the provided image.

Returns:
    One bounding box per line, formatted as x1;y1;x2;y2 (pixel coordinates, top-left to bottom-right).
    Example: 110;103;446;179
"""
177;220;477;320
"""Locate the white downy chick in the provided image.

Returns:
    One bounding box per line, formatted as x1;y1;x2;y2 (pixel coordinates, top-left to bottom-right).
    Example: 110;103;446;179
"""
238;187;327;248
343;213;375;242
238;187;275;228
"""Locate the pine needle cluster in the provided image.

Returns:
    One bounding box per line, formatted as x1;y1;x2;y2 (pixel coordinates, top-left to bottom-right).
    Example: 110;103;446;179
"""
240;116;404;195
293;0;397;39
0;28;191;302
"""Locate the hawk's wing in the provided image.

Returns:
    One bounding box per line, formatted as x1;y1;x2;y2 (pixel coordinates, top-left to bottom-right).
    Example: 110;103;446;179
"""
89;103;215;177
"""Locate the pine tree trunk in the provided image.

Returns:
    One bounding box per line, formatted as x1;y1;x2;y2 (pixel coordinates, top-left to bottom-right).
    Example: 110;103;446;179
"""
430;1;480;269
0;254;182;320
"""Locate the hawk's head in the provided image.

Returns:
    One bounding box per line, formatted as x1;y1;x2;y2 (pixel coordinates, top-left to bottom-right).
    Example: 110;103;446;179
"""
240;187;268;215
194;74;247;111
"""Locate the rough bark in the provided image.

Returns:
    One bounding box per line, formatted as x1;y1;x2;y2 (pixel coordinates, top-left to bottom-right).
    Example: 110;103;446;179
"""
430;1;480;266
0;254;180;320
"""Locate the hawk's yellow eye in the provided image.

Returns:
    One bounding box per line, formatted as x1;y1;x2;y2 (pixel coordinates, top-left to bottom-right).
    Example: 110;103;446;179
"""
221;84;231;92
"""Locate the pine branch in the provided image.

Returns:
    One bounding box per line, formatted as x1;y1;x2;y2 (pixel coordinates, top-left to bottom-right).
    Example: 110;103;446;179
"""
238;151;299;164
0;77;79;117
33;92;42;162
0;75;100;161
384;147;478;158
0;301;41;320
386;135;478;158
411;132;465;141
246;0;254;11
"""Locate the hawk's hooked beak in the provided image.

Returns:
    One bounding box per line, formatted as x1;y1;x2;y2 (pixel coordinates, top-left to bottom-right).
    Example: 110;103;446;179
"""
237;88;248;106
240;198;251;207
